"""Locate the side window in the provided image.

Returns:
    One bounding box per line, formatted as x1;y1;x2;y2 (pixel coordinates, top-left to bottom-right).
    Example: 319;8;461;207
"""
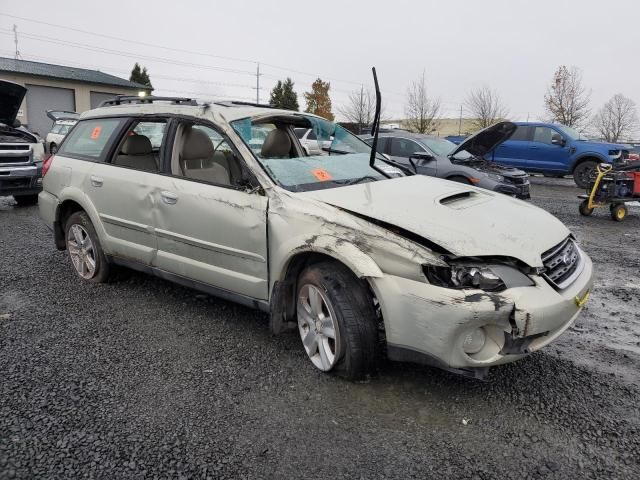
111;120;167;173
172;123;244;187
58;118;124;160
510;126;530;141
533;127;555;145
390;138;424;158
306;129;317;140
364;137;388;153
294;128;306;139
50;124;62;134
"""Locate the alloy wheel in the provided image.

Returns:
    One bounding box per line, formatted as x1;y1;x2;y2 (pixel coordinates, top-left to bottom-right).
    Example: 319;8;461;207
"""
67;224;97;279
297;284;341;371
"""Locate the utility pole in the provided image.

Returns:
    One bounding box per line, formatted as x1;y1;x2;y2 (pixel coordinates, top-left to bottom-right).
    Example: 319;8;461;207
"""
255;62;261;104
458;104;463;135
13;24;22;60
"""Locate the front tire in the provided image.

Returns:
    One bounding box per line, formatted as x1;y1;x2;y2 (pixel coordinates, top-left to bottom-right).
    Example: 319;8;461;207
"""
579;200;594;216
573;161;597;188
13;194;39;206
65;211;110;282
296;261;379;380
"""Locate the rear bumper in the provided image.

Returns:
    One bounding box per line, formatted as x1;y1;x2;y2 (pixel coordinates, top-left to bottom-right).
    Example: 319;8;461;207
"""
0;165;42;196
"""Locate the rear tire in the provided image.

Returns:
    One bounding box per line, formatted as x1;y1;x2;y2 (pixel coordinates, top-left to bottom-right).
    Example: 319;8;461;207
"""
296;261;379;381
579;200;594;216
13;194;39;206
573;161;598;188
447;175;471;185
65;211;111;282
610;203;627;222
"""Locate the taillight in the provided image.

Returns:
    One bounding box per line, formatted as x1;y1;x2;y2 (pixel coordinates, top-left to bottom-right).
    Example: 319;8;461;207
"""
42;154;54;177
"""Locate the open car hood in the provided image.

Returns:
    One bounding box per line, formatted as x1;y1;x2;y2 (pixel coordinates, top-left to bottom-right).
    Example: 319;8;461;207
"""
450;121;516;158
300;175;569;267
0;79;26;126
46;110;80;122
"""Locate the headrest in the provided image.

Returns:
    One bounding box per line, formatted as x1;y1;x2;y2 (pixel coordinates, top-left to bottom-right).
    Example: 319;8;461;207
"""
181;127;213;160
261;129;291;158
121;135;152;155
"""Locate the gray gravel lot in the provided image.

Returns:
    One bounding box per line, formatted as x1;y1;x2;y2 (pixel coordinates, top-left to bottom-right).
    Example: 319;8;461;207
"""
1;177;639;479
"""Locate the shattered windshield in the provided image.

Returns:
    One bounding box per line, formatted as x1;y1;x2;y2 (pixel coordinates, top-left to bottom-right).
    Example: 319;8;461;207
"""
231;115;401;192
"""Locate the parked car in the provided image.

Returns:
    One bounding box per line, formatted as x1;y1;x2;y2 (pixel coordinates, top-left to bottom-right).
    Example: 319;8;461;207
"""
39;97;593;380
487;122;630;188
362;123;531;199
45;110;79;153
445;134;467;145
0;80;45;205
294;128;331;155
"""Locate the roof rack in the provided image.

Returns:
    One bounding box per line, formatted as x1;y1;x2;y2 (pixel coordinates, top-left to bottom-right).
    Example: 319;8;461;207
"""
214;100;277;109
99;96;198;107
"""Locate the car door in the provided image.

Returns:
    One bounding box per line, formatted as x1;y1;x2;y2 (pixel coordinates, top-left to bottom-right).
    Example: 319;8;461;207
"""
85;118;168;265
526;126;569;172
152;121;269;300
489;125;531;168
389;137;437;176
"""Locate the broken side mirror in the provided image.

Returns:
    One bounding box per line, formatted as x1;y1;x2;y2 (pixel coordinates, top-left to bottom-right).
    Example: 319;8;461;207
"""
12;119;22;128
551;134;565;147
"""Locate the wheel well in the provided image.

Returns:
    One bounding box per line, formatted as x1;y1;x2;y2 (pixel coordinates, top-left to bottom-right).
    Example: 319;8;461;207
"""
571;156;600;173
270;252;378;334
54;200;85;249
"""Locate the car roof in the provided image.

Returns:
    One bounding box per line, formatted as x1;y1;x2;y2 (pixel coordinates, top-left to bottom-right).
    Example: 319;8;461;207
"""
80;100;320;124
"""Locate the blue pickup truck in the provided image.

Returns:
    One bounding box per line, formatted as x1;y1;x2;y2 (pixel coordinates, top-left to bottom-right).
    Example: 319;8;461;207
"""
482;122;630;188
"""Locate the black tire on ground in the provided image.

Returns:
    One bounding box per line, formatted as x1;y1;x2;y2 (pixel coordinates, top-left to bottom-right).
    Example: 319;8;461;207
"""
573;160;598;188
447;176;471;185
50;143;58;154
65;211;111;283
297;261;379;381
610;203;627;222
579;200;594;216
13;194;39;206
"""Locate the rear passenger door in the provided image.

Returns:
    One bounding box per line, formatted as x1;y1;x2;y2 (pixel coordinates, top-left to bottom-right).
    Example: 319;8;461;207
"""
151;121;269;301
86;118;168;265
489;125;531;169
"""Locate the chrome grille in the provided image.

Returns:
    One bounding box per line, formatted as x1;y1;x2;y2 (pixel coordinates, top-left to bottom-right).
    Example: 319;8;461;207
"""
541;238;583;289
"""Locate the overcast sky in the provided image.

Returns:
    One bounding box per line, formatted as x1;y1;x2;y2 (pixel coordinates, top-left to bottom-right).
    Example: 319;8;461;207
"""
1;0;639;122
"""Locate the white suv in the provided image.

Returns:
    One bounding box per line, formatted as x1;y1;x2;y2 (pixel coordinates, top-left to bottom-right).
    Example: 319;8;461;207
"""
39;97;593;380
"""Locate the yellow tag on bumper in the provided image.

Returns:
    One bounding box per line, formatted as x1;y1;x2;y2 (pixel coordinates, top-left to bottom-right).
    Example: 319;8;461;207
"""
575;290;590;307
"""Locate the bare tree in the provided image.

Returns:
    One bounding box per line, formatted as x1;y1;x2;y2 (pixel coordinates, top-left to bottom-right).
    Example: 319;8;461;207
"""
544;65;591;128
338;87;376;130
592;94;638;142
464;86;509;129
404;71;441;134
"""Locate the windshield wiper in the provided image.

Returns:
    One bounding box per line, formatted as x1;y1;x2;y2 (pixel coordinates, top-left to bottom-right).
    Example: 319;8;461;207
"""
321;146;349;155
334;175;379;186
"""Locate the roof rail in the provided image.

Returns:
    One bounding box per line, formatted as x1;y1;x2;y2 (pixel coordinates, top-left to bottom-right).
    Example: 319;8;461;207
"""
99;96;198;107
214;100;277;109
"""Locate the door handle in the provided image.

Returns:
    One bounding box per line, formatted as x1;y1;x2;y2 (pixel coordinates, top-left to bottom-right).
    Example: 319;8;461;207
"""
90;175;103;187
160;191;179;205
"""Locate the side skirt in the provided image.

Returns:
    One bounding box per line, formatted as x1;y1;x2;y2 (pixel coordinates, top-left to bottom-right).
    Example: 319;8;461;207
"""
106;255;271;313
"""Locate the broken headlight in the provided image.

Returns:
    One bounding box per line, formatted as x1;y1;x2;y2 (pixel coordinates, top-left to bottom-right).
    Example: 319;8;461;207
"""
423;263;534;292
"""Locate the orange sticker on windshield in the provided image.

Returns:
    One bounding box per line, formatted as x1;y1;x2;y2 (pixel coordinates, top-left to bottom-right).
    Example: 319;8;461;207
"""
311;168;332;181
90;126;102;140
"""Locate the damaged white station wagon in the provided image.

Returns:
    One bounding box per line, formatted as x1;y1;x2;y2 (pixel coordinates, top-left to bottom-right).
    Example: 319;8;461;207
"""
39;91;593;380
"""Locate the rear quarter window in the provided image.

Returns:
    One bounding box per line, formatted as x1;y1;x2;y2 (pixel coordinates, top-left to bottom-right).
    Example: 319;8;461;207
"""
58;118;124;160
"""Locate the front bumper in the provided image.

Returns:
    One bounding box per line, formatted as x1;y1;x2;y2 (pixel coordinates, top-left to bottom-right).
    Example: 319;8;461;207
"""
494;181;531;199
370;252;593;372
0;165;42;196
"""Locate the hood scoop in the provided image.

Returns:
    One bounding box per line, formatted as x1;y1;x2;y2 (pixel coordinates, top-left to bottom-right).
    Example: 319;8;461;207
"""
438;190;490;209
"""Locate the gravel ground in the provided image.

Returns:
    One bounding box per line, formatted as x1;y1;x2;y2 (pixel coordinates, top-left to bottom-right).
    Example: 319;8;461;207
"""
1;178;639;479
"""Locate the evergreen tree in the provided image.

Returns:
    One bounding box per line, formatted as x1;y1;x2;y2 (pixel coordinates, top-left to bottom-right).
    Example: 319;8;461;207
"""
269;77;299;111
129;63;153;89
304;78;334;121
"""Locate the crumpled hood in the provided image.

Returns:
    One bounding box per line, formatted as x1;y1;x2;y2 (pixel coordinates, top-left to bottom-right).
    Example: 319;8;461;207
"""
299;175;569;267
0;79;26;127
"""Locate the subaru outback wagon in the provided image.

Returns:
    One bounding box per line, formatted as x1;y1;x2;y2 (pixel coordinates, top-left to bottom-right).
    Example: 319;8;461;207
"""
39;97;593;380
